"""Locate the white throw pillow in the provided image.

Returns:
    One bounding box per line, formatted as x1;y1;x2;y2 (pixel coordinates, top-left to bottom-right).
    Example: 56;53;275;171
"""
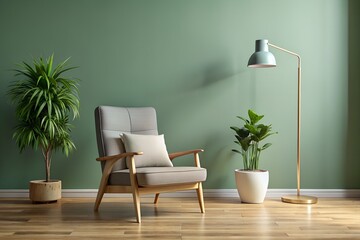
121;133;173;168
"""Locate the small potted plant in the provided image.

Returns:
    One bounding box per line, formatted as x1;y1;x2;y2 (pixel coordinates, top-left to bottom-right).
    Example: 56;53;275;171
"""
8;54;79;202
230;109;277;203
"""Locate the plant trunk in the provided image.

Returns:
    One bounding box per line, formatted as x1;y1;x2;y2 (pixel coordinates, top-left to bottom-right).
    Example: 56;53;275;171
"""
242;142;263;170
242;151;248;170
42;146;52;182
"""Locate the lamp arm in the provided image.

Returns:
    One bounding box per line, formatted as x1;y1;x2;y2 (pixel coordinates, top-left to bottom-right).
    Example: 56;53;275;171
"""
268;43;301;68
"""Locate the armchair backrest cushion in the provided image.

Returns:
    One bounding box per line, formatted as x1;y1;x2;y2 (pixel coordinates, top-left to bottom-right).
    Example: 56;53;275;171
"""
95;106;158;171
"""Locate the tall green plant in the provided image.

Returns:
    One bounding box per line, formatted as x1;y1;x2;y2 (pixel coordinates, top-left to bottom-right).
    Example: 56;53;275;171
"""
8;54;79;182
230;110;277;170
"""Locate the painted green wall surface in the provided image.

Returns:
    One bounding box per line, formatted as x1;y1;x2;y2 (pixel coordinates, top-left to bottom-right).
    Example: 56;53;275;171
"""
0;0;358;189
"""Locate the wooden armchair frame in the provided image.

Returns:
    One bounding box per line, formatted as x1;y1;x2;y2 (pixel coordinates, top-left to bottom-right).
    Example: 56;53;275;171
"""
94;149;205;223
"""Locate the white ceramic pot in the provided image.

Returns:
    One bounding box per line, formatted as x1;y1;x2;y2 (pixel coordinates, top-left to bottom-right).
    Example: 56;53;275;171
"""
29;180;61;203
235;169;269;203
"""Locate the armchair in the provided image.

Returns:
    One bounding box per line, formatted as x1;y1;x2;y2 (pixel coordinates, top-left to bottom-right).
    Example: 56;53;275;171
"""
94;106;207;223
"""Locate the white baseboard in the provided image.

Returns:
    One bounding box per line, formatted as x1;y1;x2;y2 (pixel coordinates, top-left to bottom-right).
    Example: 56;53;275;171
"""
0;189;359;198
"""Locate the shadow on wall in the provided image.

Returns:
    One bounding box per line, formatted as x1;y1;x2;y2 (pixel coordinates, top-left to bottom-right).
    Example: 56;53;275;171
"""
180;56;246;91
0;87;21;174
200;59;240;88
345;0;360;189
202;133;237;189
0;101;41;186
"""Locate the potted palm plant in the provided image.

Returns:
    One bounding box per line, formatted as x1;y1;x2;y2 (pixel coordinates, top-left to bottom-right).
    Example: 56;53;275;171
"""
230;110;276;203
8;54;79;202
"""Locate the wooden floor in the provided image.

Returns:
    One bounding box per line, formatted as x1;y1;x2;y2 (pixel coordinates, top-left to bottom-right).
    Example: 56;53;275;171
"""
0;197;359;239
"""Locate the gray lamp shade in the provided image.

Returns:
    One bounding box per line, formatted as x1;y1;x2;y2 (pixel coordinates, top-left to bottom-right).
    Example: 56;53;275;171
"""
248;39;276;68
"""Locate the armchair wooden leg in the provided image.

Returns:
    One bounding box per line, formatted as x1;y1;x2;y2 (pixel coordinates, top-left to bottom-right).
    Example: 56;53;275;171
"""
128;156;141;223
196;182;205;213
95;159;117;211
94;176;108;211
154;193;160;204
132;187;142;223
94;188;105;211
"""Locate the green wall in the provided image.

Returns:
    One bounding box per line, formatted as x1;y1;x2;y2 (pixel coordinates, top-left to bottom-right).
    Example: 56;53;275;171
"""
0;0;358;189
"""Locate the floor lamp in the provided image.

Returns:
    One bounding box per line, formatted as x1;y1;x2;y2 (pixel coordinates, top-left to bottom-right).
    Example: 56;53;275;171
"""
247;39;317;204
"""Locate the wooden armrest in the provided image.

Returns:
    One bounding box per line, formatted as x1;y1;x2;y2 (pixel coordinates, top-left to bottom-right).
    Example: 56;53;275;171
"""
169;149;204;160
96;152;143;161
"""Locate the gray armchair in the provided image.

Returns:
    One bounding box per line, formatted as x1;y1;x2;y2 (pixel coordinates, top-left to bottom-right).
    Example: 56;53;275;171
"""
94;106;207;223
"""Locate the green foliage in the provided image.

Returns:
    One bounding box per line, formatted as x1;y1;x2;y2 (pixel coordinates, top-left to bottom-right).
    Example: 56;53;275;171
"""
8;54;79;181
230;110;277;170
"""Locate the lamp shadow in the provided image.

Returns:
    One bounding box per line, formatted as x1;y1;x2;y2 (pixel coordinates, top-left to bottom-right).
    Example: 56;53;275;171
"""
200;60;241;88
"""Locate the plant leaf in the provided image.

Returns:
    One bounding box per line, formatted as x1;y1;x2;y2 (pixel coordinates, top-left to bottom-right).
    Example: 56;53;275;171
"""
248;109;264;124
261;143;272;150
231;149;241;154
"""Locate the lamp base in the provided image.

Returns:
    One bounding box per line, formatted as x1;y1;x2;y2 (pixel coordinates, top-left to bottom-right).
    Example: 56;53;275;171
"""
281;195;318;204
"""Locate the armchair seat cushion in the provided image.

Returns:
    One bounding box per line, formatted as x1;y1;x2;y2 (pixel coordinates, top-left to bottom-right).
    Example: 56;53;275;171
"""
109;167;207;187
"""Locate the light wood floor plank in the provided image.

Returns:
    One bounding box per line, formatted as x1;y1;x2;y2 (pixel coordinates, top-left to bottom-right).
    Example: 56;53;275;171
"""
0;197;359;239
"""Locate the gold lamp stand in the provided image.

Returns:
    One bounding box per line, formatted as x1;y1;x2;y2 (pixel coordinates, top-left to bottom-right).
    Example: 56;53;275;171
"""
248;40;318;204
